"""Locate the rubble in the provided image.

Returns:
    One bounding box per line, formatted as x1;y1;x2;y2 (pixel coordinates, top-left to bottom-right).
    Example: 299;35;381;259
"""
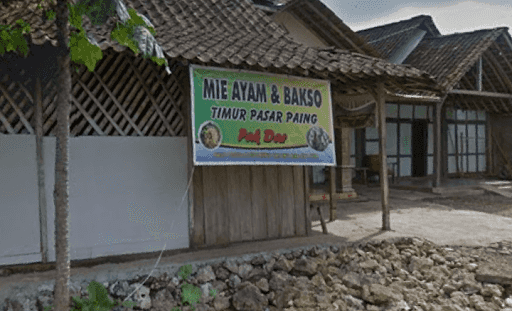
2;237;512;311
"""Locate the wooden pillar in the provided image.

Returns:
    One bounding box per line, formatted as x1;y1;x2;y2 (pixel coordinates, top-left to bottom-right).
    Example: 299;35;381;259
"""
340;125;354;192
434;100;444;187
35;77;49;263
184;69;197;249
329;166;336;221
373;83;390;231
304;166;311;235
487;114;493;175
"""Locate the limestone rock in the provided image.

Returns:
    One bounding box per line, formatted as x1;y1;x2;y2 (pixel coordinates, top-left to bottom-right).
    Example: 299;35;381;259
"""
232;282;268;310
274;256;294;272
269;271;289;292
292;258;318;277
255;278;269;293
342;272;362;290
196;265;216;284
215;266;230;280
213;296;231;310
359;259;380;270
152;289;178;311
369;284;404;305
238;263;253;279
409;256;434;273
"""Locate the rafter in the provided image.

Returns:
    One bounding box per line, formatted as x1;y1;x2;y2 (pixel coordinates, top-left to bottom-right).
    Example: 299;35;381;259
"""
479;65;506;113
484;50;512;92
481;53;512;113
491;41;512;74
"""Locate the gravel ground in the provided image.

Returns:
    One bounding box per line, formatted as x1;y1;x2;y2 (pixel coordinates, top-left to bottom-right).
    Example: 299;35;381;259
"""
423;192;512;218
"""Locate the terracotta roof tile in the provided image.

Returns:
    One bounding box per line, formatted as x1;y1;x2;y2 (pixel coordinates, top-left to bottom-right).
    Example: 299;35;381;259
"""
1;0;439;92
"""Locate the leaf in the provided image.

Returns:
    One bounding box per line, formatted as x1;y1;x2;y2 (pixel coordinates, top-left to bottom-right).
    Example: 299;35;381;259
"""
181;283;202;307
179;264;193;280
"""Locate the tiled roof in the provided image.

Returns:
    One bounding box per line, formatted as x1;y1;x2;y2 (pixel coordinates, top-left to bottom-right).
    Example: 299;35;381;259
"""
357;15;441;44
0;0;439;93
272;0;381;58
403;28;506;91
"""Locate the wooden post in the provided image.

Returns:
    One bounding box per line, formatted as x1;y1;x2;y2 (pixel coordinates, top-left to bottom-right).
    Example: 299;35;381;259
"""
373;83;390;231
329;166;336;221
35;77;49;263
434;100;444;187
477;57;483;92
185;67;197;249
487;115;493;175
304;166;311;235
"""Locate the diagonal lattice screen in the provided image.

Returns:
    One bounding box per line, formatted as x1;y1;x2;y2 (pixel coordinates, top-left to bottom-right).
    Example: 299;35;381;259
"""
0;49;188;137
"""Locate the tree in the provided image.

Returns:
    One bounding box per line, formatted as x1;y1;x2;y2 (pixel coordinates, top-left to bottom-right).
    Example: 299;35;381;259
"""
1;0;169;309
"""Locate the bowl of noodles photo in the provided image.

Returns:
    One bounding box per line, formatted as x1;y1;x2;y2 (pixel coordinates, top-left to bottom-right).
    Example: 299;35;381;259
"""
306;126;330;152
199;121;222;149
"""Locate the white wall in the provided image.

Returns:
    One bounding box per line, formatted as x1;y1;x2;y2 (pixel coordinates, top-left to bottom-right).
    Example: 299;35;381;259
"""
0;135;42;265
1;136;189;266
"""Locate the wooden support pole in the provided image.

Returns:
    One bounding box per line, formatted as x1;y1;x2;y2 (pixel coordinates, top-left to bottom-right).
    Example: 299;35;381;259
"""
329;166;336;221
373;82;390;231
35;77;49;263
304;167;311;236
434;100;444;187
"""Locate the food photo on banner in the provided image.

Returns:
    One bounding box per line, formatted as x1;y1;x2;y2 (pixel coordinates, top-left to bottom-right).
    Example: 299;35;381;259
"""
189;65;336;166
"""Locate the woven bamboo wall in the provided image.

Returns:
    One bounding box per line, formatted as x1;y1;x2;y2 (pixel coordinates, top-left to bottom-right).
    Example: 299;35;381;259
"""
0;49;187;137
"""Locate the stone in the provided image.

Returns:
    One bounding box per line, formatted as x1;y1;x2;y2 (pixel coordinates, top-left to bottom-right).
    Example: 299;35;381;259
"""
293;290;316;308
264;258;276;273
215;266;230;280
224;260;239;274
232;282;268;310
476;264;512;286
311;273;327;288
333;299;348;311
359;259;380;270
246;267;267;282
228;274;242;289
343;294;365;310
506;297;512;307
430;254;446;264
129;283;151;309
274;256;294;272
152;289;178;311
408;257;434;273
442;284;457;295
369;284;404;305
269;271;289;292
481;284;502;297
255;278;269;293
292;258;318;277
213;296;231;310
251;255;267;266
196;265;216;284
238;263;253;279
342;272;362;290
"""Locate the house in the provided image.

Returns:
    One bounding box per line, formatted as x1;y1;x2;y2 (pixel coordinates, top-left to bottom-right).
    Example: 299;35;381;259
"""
357;15;512;184
0;0;438;268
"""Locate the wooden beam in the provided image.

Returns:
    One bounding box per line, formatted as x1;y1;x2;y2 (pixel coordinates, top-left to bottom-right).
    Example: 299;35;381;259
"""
449;89;512;99
434;95;447;187
477;57;483;91
329;166;336;221
480;66;506;113
35;77;49;264
302;1;365;54
491;41;512;75
481;53;512;113
371;82;390;231
304;166;311;236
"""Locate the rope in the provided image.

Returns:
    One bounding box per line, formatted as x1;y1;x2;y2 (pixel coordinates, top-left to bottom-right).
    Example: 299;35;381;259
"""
122;165;195;304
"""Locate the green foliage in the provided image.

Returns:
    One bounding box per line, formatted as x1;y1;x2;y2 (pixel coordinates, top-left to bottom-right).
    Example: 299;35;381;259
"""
0;19;31;56
180;283;202;310
0;0;168;73
42;281;137;311
178;264;193;280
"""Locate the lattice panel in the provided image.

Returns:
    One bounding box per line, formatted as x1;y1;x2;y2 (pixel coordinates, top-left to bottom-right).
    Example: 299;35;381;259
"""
0;49;188;137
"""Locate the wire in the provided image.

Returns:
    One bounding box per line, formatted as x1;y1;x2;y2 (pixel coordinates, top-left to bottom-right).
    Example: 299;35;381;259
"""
122;165;196;304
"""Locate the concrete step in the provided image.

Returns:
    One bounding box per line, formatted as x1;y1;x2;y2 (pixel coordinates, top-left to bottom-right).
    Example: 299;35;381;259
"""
479;184;512;199
431;186;486;197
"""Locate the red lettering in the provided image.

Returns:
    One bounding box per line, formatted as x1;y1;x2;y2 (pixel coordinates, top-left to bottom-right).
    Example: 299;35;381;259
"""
263;129;274;143
273;133;287;143
238;128;261;145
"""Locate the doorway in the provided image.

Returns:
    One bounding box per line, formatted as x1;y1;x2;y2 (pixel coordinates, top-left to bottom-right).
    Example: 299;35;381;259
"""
412;120;428;177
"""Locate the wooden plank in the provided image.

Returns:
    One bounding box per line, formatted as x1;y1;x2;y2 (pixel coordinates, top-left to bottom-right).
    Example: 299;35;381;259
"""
35;77;49;263
317;206;328;234
293;166;306;236
250;166;267;240
0;109;15;134
265;166;281;238
0;82;34;134
225;166;242;243
191;166;204;248
304;166;311;235
203;166;230;247
229;166;253;242
278;165;295;238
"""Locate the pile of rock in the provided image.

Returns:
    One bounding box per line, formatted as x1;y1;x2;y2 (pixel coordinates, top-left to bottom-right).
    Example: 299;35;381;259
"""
4;237;512;311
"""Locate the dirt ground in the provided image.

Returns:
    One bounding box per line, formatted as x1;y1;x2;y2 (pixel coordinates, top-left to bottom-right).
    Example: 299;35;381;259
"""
311;185;512;248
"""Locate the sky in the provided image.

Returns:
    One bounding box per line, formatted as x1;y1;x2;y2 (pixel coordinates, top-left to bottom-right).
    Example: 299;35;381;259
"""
322;0;512;36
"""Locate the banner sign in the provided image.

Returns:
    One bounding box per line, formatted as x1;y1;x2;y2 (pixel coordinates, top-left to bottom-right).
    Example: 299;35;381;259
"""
190;65;336;166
